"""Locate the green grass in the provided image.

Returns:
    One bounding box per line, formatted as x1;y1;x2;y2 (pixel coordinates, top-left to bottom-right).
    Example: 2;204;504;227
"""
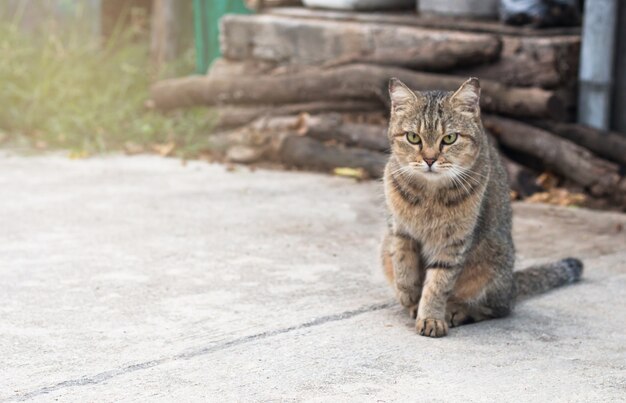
0;11;214;158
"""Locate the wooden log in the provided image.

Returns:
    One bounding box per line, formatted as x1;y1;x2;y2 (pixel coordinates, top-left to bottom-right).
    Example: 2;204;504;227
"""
453;36;580;88
322;39;502;71
530;121;626;166
217;113;389;152
208;58;276;78
300;114;389;152
151;64;564;119
279;135;387;178
221;14;502;70
213;101;382;129
207;117;296;161
223;13;579;88
209;116;388;177
483;115;621;197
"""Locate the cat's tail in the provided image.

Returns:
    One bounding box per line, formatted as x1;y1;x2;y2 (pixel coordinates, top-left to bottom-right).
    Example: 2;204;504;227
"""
515;258;583;298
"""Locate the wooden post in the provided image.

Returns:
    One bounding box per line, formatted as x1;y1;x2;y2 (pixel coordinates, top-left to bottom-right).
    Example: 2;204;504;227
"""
151;0;184;71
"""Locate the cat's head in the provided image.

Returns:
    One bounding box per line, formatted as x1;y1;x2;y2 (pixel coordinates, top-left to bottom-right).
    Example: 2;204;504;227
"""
387;77;486;183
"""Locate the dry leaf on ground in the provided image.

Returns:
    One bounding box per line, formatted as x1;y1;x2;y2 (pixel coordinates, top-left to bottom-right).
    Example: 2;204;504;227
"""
525;188;586;207
152;142;176;157
333;167;367;180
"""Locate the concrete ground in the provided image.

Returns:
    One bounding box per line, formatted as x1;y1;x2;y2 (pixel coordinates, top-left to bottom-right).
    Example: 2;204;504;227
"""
1;153;625;402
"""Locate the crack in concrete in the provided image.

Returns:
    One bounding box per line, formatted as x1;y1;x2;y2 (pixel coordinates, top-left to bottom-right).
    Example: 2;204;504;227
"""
8;301;395;401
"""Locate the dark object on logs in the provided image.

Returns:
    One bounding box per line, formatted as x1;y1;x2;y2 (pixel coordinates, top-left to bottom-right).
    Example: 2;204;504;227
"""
487;130;541;198
279;136;387;178
500;0;581;28
531;121;626;167
150;64;565;119
499;153;542;198
483;115;621;197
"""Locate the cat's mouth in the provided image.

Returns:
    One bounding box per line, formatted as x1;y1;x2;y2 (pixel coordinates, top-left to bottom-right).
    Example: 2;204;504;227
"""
420;167;442;178
421;165;440;174
408;162;442;176
414;163;457;180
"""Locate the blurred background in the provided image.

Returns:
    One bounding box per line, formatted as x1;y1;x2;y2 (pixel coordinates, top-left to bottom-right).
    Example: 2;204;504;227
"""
1;0;625;210
0;0;209;158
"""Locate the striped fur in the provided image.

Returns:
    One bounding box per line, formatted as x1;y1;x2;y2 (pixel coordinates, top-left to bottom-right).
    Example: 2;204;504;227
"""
515;258;583;297
381;78;584;337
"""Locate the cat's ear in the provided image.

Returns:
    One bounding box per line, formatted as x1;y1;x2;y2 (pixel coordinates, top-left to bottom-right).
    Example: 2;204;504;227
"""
450;77;480;117
389;78;418;113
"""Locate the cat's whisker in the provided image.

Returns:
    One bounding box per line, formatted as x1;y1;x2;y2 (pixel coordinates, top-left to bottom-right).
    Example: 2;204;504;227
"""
453;167;479;196
390;165;416;180
455;167;486;187
448;166;472;195
455;169;472;194
389;168;406;178
457;172;480;188
458;166;489;182
461;166;488;177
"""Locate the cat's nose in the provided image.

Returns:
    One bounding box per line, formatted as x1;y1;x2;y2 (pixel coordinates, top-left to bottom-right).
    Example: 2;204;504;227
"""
424;158;437;167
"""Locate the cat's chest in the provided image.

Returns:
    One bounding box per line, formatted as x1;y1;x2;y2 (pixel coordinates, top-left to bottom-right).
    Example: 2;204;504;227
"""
397;205;458;245
388;191;476;247
398;207;474;264
385;176;479;243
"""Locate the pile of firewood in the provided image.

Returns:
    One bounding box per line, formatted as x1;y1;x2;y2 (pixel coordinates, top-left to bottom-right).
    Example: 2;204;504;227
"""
149;8;626;210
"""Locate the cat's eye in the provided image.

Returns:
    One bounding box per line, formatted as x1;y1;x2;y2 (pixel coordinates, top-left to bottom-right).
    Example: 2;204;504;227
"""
442;132;458;145
405;132;421;145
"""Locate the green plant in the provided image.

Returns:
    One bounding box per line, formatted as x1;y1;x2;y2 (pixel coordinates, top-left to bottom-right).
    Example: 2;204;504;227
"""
0;8;214;157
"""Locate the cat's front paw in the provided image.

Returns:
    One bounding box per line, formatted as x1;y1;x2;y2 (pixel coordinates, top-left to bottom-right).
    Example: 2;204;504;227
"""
446;309;473;328
416;318;448;337
396;289;420;310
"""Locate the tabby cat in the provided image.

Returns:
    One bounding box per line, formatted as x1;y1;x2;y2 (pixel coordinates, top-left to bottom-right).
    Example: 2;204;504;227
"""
381;77;583;337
